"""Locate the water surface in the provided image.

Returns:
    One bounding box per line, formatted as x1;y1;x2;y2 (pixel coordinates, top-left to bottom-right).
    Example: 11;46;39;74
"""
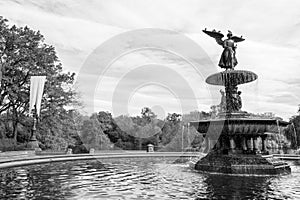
0;157;300;199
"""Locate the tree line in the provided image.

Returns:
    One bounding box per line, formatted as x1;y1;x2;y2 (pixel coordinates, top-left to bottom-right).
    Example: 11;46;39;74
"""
0;16;206;152
0;16;300;152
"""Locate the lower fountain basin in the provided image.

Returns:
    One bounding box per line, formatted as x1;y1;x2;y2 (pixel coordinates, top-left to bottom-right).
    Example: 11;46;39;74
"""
195;152;291;175
190;117;291;175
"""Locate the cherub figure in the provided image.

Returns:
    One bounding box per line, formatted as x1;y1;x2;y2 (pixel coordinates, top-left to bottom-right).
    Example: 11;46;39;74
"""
219;89;226;112
236;91;242;111
203;29;245;70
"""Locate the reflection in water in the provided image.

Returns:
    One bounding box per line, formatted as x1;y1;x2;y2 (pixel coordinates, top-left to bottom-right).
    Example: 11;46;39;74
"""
0;158;300;199
200;174;272;199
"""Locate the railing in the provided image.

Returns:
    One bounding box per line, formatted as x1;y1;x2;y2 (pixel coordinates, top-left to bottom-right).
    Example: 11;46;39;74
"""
272;154;300;160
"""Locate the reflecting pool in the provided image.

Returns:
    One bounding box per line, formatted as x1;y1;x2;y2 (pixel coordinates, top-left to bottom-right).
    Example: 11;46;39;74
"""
1;157;300;199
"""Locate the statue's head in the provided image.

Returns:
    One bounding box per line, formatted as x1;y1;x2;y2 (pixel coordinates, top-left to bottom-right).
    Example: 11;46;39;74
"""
227;30;233;38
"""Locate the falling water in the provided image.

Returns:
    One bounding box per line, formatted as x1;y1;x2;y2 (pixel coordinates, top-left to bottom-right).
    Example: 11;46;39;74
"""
292;123;297;147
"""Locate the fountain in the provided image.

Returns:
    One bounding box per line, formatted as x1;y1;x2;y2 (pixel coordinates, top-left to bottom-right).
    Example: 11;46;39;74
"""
190;29;291;175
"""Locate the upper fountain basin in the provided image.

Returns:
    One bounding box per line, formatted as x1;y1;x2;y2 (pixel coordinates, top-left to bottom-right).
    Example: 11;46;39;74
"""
206;70;258;86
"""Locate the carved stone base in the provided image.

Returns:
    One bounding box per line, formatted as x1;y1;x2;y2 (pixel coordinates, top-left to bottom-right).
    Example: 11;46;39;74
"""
195;152;291;175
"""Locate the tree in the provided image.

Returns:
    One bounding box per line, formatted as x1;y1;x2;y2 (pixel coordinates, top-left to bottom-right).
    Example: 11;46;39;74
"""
141;107;156;121
286;115;300;149
37;109;81;150
166;113;181;122
80;116;112;150
95;111;137;149
0;16;78;147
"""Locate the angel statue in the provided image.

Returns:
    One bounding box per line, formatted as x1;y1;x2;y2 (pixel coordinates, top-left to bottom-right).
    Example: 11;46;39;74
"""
203;29;245;70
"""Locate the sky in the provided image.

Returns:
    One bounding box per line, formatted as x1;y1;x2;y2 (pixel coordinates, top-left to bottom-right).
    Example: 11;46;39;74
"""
1;0;300;120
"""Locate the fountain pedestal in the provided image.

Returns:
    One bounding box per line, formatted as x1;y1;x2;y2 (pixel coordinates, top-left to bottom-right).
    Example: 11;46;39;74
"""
190;70;291;175
195;153;290;175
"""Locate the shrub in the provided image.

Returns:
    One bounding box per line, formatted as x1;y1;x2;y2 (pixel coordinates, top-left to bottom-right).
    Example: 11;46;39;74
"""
0;138;27;151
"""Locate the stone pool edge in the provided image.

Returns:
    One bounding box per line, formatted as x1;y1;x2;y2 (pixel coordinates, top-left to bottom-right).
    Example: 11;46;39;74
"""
0;152;200;169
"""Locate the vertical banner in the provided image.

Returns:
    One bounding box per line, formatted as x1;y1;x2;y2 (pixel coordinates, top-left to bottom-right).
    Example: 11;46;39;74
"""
29;76;46;116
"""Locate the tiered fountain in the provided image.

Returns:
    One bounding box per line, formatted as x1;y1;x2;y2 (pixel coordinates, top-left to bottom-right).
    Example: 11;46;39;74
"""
190;29;291;175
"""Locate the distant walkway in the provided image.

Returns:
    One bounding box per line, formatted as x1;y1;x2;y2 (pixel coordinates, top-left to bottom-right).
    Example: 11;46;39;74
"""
0;150;202;169
3;151;297;169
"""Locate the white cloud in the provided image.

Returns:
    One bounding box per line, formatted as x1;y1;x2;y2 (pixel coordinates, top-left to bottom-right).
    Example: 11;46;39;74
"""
1;0;300;119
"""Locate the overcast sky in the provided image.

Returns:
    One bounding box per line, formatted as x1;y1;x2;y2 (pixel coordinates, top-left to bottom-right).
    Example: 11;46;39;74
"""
1;0;300;120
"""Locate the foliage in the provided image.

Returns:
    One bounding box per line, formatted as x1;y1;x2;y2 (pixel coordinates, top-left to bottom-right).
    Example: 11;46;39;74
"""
93;110;209;151
141;107;156;122
166;113;181;122
0;138;27;151
159;124;200;152
1;16;299;152
80;116;113;150
285;115;300;149
0;16;79;148
94;111;137;149
37;110;81;150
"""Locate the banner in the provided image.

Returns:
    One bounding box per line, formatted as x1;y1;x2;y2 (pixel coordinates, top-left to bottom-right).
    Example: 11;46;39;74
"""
29;76;46;116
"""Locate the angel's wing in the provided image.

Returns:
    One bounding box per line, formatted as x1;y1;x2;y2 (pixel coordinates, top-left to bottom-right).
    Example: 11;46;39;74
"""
203;29;224;46
215;37;224;46
231;36;245;43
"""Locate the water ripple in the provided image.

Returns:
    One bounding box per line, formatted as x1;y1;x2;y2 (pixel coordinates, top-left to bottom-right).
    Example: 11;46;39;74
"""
0;158;300;199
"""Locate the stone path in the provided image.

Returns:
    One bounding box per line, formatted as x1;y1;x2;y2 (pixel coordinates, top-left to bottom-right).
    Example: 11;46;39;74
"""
0;150;201;169
0;151;36;162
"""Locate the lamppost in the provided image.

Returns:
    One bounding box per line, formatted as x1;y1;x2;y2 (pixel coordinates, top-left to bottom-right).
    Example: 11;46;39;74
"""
28;75;46;149
28;104;39;148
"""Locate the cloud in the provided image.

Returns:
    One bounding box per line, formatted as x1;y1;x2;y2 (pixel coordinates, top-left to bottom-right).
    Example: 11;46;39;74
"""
1;0;300;119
